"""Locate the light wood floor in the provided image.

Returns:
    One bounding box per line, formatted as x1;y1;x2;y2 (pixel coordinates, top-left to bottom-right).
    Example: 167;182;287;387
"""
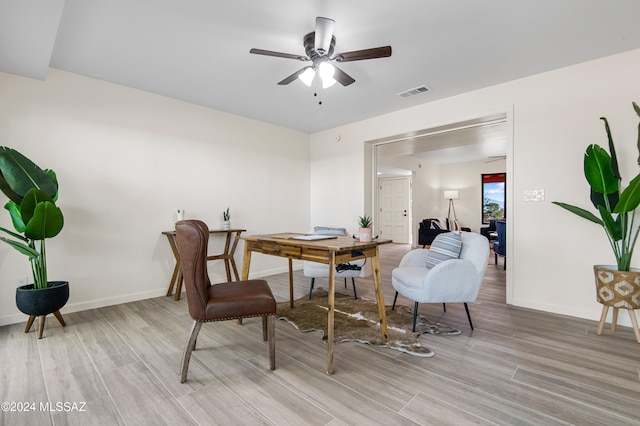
1;244;639;425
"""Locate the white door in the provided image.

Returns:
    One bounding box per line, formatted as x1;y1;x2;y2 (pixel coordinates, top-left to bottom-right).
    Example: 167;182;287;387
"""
379;177;411;243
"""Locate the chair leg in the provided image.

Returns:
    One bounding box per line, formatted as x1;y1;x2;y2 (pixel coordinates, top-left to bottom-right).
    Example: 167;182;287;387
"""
464;303;474;330
344;278;347;288
392;291;399;310
308;278;315;300
412;302;419;332
180;320;203;383
443;303;446;312
351;278;357;299
495;253;498;265
262;315;268;341
267;314;276;370
503;256;506;270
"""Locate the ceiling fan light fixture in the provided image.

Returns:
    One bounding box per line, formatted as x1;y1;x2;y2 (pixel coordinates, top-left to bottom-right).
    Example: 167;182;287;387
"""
299;67;315;86
318;62;336;88
322;75;336;88
319;62;335;79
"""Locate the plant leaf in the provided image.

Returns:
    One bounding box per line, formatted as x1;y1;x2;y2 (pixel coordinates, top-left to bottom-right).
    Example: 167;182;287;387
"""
590;188;618;214
0;225;28;241
635;101;640;166
20;188;54;225
4;200;25;232
0;237;40;258
0;147;58;201
45;169;59;202
614;174;640;213
0;171;21;204
600;117;621;179
551;202;603;225
24;201;64;240
598;205;621;241
584;144;619;197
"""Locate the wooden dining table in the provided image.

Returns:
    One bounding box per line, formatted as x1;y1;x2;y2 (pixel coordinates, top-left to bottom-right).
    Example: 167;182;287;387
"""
240;233;391;374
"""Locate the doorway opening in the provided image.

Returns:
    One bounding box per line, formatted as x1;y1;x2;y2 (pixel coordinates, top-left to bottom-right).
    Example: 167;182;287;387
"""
364;110;513;303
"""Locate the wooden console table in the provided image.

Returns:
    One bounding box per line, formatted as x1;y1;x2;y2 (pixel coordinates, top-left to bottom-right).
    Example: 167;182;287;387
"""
240;233;391;374
162;228;245;300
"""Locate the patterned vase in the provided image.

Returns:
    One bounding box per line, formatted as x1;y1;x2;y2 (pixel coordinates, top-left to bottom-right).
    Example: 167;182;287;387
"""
593;265;640;309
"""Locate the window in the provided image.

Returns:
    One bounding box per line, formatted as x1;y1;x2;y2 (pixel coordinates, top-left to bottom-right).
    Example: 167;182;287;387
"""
482;173;506;224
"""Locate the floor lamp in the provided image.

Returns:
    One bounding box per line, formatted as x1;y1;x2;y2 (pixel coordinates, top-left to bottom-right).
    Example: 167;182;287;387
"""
444;190;459;228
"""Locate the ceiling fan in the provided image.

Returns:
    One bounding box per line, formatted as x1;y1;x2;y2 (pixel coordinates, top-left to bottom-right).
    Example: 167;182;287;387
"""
250;17;392;88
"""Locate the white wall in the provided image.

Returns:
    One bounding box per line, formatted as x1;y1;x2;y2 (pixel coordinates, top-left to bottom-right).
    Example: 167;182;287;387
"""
0;69;310;325
310;48;640;327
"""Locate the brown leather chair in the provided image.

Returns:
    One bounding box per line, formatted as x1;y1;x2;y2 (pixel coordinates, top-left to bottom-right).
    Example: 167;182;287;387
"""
175;220;276;383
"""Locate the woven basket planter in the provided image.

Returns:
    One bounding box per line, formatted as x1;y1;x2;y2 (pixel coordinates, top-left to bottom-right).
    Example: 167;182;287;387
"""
593;265;640;309
593;265;640;343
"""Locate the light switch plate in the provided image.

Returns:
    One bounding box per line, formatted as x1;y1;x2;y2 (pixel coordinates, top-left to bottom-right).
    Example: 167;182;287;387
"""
524;189;545;202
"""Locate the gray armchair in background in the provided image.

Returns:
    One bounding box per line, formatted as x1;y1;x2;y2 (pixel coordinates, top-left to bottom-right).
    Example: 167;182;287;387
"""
391;232;490;331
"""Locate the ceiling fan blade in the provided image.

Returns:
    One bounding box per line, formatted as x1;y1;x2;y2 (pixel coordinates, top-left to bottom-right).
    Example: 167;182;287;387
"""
277;66;311;85
250;48;307;61
314;17;335;54
333;66;355;86
334;46;392;62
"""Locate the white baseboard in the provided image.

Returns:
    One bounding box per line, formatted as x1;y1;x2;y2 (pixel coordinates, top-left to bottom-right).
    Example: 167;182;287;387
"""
0;288;167;327
509;296;638;328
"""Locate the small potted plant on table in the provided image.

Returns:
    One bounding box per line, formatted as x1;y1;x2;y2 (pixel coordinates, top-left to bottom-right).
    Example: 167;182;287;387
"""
222;207;231;230
358;214;373;242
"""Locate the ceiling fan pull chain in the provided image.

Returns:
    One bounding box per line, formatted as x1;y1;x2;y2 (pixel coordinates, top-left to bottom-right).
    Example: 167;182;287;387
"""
314;75;323;105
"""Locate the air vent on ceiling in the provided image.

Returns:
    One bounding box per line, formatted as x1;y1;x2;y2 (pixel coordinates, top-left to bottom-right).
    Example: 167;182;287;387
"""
396;85;430;98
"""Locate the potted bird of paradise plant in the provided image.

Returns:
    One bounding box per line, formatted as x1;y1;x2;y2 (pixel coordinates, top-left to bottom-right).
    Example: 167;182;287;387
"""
0;147;67;338
552;102;640;342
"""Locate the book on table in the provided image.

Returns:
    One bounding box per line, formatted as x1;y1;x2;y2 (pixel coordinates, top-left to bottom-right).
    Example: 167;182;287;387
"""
291;234;338;241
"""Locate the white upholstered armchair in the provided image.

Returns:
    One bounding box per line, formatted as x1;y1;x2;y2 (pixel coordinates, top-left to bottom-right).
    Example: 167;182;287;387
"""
303;226;365;299
391;232;490;331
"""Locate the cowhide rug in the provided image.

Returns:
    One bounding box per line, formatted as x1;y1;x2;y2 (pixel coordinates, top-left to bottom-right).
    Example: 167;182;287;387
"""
277;288;460;357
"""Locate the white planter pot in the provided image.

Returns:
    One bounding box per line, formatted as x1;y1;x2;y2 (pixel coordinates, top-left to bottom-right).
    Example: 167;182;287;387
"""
359;227;372;242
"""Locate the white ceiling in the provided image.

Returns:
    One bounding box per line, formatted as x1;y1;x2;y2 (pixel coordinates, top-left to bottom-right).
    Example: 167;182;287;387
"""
2;1;640;134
